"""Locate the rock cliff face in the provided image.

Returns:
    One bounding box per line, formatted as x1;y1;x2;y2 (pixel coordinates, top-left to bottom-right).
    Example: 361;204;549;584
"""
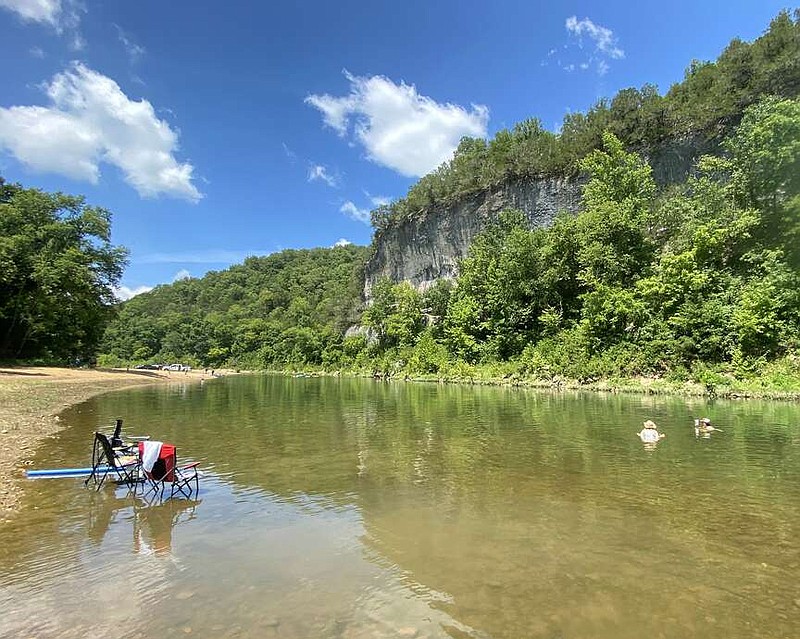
363;136;716;300
364;176;583;299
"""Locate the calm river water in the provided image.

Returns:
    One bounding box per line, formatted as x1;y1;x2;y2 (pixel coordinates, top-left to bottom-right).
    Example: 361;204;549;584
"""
1;375;799;638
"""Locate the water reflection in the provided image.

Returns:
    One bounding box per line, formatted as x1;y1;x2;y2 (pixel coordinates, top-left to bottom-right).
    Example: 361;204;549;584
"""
87;490;201;556
1;376;799;638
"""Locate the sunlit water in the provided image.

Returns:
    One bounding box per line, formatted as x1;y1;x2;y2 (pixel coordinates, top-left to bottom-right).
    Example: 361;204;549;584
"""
1;375;799;638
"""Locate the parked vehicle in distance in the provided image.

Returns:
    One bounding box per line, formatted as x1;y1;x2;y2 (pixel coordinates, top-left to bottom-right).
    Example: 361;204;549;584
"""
134;364;161;370
162;363;191;371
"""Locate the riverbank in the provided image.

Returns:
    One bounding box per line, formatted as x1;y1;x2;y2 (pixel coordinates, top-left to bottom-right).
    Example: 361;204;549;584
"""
0;366;222;519
398;372;800;401
278;364;800;401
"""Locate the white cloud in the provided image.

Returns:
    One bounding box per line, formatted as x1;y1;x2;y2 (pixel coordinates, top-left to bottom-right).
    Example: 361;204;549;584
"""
0;62;202;201
546;16;625;76
565;16;624;60
0;0;61;26
333;238;352;247
282;142;298;164
29;45;45;58
0;0;83;49
307;163;337;187
137;249;272;264
340;201;370;224
365;191;391;207
306;72;489;177
115;24;145;64
173;269;191;281
114;284;153;301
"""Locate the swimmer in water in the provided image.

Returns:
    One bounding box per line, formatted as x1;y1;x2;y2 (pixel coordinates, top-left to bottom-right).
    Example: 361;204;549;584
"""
638;419;666;444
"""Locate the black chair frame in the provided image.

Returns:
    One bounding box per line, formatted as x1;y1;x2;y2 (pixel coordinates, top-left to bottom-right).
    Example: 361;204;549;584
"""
85;432;140;491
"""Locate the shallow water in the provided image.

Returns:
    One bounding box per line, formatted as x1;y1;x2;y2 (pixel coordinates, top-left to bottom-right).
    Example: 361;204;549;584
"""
1;375;799;638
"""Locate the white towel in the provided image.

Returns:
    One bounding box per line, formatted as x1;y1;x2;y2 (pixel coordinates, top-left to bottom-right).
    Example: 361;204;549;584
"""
141;440;163;472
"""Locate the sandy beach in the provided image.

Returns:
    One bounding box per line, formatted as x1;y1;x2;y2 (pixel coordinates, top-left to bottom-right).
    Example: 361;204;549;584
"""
0;366;216;519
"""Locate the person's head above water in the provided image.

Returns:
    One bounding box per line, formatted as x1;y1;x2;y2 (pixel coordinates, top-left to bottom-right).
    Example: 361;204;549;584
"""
642;420;658;430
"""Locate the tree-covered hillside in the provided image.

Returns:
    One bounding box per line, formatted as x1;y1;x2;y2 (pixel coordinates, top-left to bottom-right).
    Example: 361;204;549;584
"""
100;12;800;393
100;245;368;369
360;97;800;389
371;10;800;234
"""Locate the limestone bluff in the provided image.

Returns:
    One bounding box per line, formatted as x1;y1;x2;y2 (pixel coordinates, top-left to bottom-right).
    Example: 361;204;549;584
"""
363;134;716;301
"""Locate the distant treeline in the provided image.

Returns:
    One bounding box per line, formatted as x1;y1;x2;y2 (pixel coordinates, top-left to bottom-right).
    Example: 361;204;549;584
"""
100;246;368;368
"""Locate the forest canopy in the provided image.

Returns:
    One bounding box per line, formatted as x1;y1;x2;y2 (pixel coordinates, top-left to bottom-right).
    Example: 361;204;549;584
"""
100;245;368;369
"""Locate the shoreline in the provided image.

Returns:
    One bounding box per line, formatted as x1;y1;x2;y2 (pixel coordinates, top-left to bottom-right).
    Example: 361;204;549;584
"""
276;368;800;401
0;366;224;520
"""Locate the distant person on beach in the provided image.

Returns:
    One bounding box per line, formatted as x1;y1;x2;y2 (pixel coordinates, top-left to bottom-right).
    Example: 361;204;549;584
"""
638;420;666;444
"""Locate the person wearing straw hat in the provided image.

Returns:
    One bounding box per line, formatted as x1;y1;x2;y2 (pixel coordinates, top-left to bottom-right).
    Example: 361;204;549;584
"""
638;419;666;444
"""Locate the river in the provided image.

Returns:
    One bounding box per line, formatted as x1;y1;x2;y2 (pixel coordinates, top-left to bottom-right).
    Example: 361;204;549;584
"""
1;375;798;638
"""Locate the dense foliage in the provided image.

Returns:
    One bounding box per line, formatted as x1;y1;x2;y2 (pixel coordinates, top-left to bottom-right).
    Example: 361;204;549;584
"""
0;178;127;362
359;97;800;385
100;14;800;393
102;98;800;389
100;246;368;369
371;10;800;234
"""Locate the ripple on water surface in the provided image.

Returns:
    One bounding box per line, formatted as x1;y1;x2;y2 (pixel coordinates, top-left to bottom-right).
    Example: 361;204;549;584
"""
1;376;799;638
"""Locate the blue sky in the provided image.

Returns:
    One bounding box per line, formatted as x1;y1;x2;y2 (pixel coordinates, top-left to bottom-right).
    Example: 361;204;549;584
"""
0;0;791;298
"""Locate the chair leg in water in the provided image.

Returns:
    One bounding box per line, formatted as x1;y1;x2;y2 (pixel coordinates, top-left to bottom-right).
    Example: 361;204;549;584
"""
137;441;200;500
85;432;140;491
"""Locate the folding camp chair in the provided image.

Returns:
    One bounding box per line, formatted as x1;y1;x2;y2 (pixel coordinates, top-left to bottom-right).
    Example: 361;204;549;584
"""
84;432;140;490
137;441;199;500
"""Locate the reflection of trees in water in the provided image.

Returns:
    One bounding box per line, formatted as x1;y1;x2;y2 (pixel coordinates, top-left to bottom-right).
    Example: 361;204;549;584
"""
94;377;800;546
85;376;800;637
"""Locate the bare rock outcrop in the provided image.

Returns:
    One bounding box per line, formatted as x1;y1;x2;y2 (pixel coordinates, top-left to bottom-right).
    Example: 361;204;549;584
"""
365;176;582;299
363;135;717;300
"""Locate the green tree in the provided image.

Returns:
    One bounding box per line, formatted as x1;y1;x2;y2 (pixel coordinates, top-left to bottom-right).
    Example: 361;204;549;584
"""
362;279;424;350
100;244;368;368
385;282;424;349
0;180;127;361
725;96;800;209
575;132;656;287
